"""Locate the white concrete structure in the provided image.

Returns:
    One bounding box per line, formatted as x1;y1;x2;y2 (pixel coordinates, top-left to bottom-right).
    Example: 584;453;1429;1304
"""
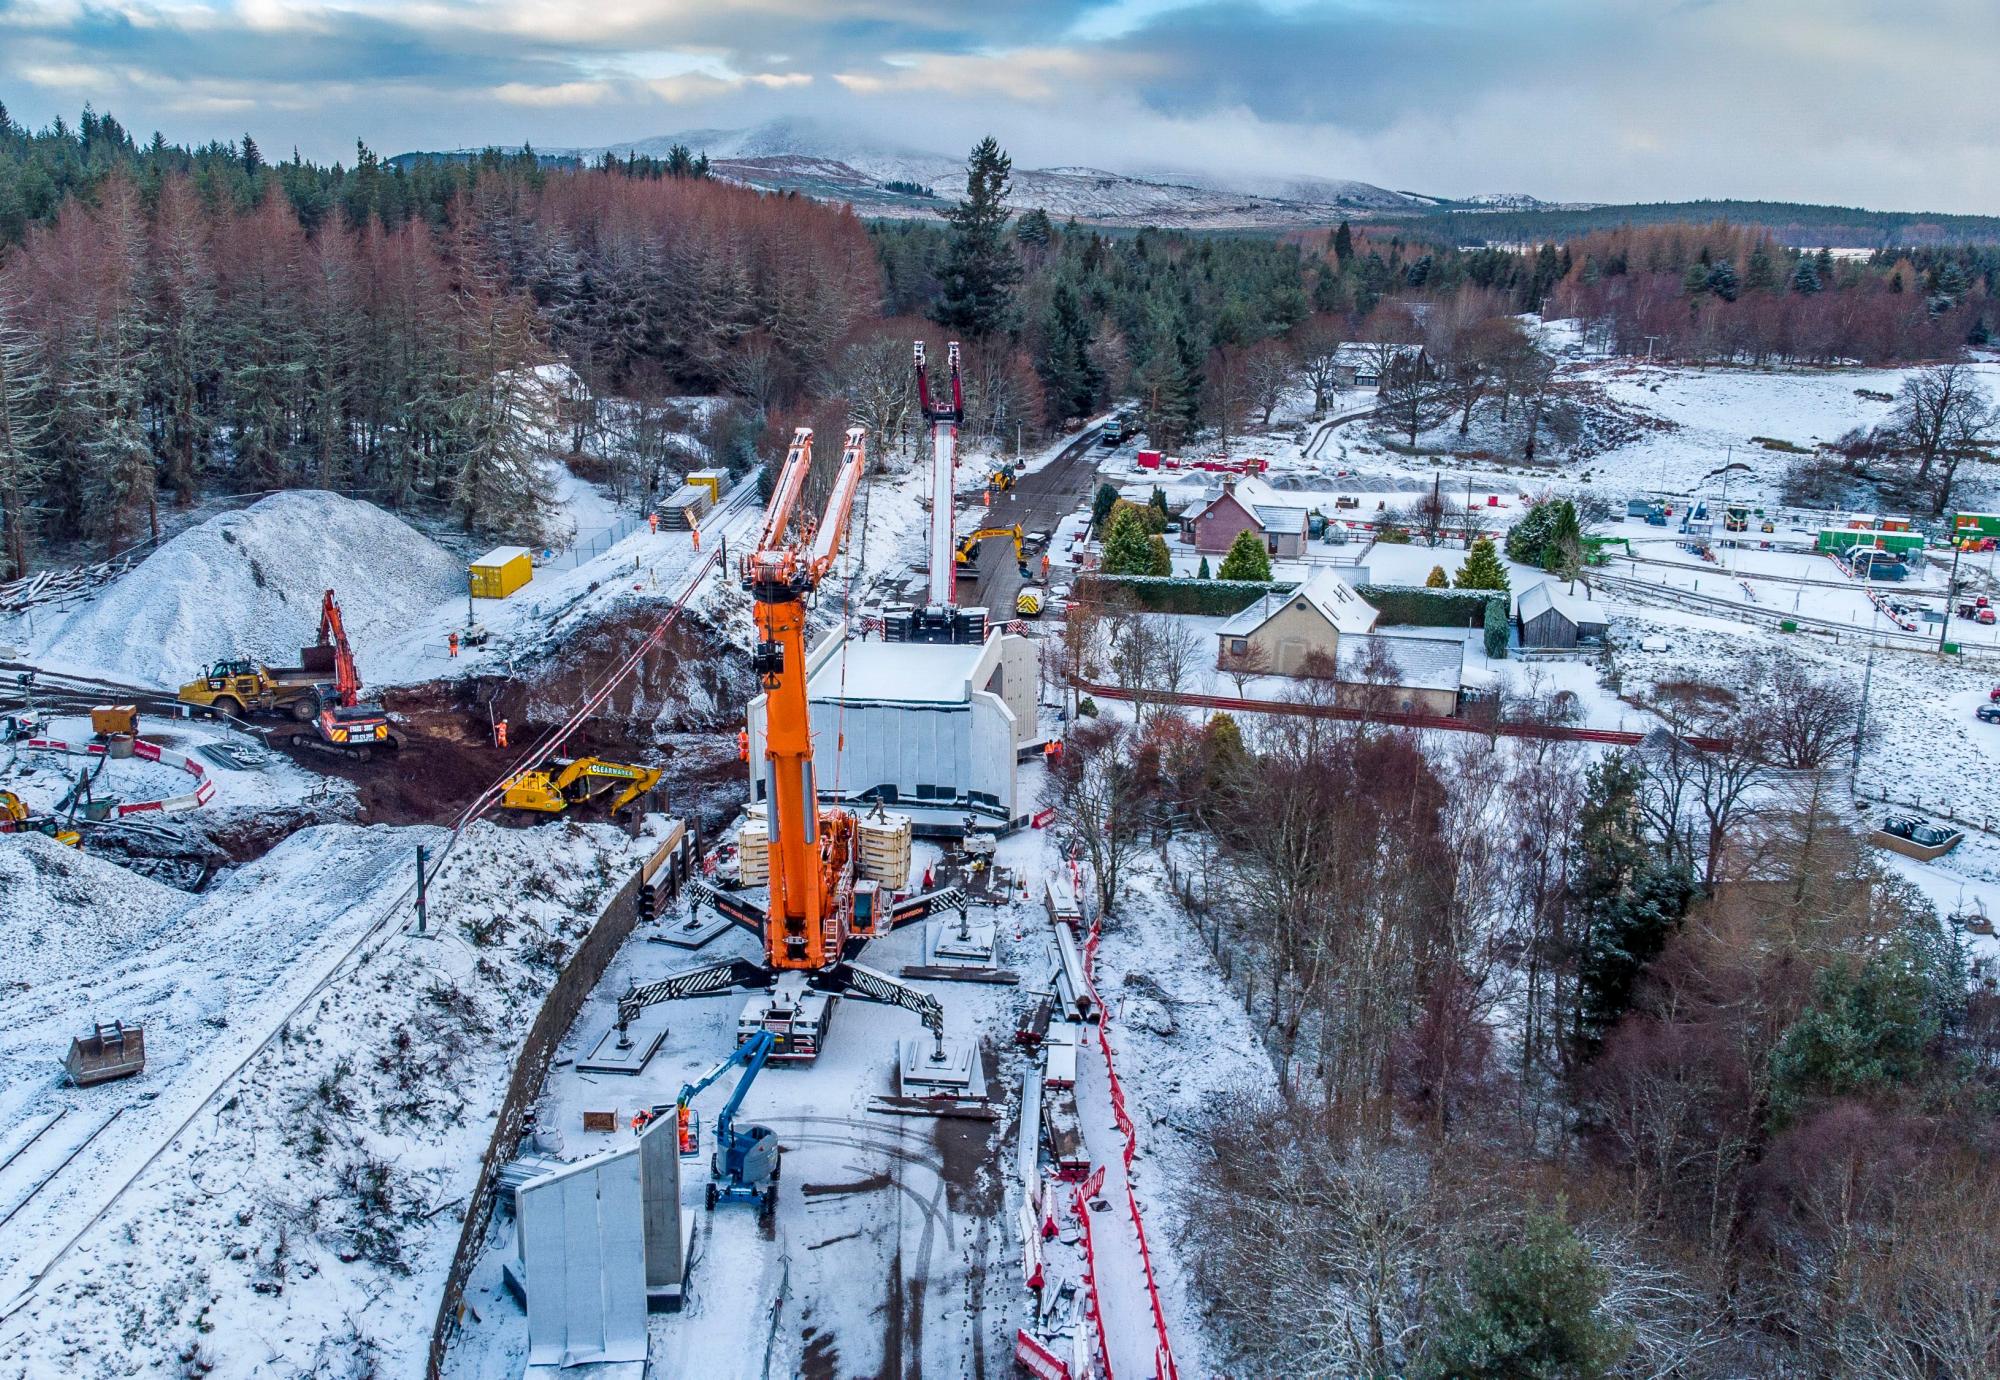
745;629;1036;833
515;1144;648;1378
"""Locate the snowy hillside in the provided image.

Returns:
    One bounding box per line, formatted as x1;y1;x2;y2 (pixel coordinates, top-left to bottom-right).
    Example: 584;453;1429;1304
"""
21;491;465;689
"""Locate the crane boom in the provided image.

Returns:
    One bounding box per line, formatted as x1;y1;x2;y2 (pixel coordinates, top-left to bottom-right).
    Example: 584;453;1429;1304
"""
739;425;868;972
317;591;362;708
915;341;963;608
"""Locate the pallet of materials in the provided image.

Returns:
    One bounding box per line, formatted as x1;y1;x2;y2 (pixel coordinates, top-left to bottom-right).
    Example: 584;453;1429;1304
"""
660;484;712;529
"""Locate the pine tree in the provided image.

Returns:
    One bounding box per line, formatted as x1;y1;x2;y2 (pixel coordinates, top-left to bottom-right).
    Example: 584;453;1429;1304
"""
1744;245;1778;292
1425;564;1449;588
0;298;49;579
1791;256;1822;294
1706;260;1740;301
1546;501;1584;576
1569;752;1693;1053
1033;278;1101;424
1416;1211;1630;1380
1144;532;1172;576
1099;506;1159;576
1135;302;1203;449
1091;481;1120;534
1196;555;1211;579
1014;208;1053;247
1216;528;1272;581
1332;219;1354;267
1454;535;1510;591
935;138;1019;339
1149;485;1168;521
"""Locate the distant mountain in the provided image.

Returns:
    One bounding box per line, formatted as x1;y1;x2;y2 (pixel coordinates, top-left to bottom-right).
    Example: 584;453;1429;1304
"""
435;116;1444;229
389;120;2000;245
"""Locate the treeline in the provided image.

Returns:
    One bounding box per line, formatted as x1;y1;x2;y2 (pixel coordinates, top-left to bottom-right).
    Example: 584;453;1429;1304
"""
0;105;879;578
1431;197;2000;250
1550;222;1993;364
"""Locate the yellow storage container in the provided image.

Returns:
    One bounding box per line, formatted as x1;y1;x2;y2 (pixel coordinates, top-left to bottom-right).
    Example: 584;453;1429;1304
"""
469;546;533;600
686;468;728;502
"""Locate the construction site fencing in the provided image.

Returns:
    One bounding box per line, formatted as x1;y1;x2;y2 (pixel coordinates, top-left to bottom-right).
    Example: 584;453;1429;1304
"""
1078;901;1181;1380
425;864;646;1379
1073;681;1728;751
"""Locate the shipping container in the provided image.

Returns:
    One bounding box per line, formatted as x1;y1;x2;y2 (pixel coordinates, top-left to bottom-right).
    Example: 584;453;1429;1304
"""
469;546;533;599
1818;528;1925;556
686;468;729;502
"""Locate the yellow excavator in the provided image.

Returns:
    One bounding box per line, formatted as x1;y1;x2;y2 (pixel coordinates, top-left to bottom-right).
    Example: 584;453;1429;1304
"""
0;790;80;847
954;524;1027;570
501;757;662;820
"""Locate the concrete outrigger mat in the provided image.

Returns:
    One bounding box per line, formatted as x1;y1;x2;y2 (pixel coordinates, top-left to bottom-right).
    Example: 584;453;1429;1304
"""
577;1014;669;1075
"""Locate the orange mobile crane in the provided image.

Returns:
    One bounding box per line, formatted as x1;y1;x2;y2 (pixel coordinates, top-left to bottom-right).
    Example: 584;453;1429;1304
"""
611;427;971;1060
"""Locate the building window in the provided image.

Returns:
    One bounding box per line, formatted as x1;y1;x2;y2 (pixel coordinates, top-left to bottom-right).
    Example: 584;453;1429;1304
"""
1230;638;1248;655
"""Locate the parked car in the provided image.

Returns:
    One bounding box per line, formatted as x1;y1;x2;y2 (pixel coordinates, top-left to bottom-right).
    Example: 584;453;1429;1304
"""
1978;703;2000;723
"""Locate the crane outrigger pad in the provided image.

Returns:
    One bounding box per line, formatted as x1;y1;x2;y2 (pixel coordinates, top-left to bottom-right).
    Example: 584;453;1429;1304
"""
900;1035;978;1093
647;905;734;951
578;1015;669;1075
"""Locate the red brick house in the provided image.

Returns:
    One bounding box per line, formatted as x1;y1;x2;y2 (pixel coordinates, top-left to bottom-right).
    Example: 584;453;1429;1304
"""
1182;476;1307;558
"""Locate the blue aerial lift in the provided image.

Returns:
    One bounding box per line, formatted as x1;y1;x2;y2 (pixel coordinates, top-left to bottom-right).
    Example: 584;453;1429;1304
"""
666;1030;782;1217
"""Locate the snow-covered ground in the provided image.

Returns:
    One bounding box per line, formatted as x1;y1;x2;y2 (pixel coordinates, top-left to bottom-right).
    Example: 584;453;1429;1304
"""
0;818;655;1379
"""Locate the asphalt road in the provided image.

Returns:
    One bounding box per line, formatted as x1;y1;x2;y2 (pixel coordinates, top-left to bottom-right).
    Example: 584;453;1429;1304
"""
959;422;1106;616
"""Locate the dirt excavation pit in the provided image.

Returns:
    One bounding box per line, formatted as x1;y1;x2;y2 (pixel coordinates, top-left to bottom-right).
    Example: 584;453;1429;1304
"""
268;608;756;830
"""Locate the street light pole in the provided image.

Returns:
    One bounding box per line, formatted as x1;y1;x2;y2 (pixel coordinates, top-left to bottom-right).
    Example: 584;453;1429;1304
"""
1941;516;1963;654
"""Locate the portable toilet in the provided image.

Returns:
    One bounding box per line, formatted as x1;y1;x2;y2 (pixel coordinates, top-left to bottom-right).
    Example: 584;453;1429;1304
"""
470;546;533;599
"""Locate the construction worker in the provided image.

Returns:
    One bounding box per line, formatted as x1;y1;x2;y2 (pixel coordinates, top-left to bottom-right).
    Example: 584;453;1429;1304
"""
692;526;701;551
647;511;659;534
737;728;750;762
447;631;459;659
495;719;508;749
1040;553;1051;578
632;1108;654;1133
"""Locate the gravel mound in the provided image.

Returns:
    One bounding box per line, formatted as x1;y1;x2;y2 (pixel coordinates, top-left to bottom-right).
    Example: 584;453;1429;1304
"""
0;833;191;990
36;491;463;689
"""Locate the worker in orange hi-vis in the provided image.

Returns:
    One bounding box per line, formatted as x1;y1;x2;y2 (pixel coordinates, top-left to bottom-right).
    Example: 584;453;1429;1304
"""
495;720;508;749
448;631;459;658
1040;553;1051;577
647;512;659;533
736;728;750;762
692;526;701;551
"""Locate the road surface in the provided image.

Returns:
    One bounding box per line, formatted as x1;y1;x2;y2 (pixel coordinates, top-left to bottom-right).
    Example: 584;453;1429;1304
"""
960;424;1107;617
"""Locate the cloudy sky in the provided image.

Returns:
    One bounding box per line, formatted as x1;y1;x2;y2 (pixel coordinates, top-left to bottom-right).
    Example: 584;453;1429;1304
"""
1;0;1993;212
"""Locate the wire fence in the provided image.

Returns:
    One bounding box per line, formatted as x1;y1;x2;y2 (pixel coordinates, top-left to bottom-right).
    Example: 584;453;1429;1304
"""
538;511;649;573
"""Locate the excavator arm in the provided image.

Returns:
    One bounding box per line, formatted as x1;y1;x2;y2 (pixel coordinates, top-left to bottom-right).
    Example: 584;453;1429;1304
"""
317;591;362;709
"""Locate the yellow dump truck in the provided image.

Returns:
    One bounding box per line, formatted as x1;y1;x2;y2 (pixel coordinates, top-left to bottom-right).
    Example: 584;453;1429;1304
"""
177;656;330;721
470;546;533;599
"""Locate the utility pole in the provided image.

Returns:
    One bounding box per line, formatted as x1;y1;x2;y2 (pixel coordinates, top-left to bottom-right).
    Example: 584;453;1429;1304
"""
1941;516;1963;654
415;844;430;935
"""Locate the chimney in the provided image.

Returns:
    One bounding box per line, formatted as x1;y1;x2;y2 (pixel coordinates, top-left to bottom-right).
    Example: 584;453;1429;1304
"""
1221;475;1235;494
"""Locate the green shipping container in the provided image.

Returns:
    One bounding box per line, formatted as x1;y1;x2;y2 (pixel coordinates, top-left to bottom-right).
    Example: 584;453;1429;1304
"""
470;546;533;599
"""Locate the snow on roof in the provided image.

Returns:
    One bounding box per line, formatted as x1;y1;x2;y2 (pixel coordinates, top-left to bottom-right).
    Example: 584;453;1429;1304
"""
1335;633;1465;693
1518;580;1608;626
1215;569;1377;637
473;545;531;566
1251;505;1307;535
807;636;989;705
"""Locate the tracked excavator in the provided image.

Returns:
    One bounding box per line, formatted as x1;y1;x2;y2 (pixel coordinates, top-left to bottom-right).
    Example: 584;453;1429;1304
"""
177;591;398;761
501;756;662;819
609;427;971;1061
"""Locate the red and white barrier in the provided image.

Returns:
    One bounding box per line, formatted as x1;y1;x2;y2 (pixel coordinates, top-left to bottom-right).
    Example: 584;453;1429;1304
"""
22;736;216;817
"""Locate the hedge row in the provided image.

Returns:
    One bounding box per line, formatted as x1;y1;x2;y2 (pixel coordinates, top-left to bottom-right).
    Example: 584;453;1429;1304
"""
1353;583;1493;627
1077;573;1511;659
1075;572;1297;615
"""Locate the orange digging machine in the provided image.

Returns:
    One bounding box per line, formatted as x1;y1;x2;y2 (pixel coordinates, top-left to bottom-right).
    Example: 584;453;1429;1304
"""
600;427;975;1078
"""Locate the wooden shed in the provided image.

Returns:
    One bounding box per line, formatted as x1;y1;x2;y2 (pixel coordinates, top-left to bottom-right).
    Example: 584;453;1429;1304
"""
1518;580;1610;649
65;1021;146;1086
